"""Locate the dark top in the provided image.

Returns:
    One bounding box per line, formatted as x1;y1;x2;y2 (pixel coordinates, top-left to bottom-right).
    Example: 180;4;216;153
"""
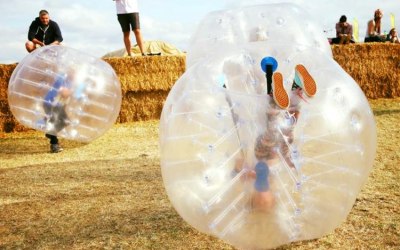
28;17;63;45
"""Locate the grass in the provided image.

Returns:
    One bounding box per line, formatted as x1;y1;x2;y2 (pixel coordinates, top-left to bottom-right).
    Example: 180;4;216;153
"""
0;98;399;249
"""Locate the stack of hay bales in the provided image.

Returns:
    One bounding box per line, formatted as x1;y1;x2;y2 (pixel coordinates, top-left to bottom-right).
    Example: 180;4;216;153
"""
104;56;185;122
0;43;398;133
332;43;400;99
0;56;186;132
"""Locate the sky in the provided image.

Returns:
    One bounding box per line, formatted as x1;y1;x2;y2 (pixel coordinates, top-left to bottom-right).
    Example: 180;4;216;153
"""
0;0;399;64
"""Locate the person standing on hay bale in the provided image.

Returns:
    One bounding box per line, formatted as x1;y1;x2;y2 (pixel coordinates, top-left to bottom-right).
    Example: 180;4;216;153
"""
332;15;354;45
113;0;146;57
386;28;400;43
25;10;63;52
365;9;386;43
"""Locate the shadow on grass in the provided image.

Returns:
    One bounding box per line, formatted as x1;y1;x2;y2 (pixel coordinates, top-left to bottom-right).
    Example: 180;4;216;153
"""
0;136;87;155
373;109;400;116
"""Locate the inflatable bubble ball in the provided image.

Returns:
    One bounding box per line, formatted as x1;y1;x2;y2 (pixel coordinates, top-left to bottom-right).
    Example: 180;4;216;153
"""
8;45;122;142
159;4;376;249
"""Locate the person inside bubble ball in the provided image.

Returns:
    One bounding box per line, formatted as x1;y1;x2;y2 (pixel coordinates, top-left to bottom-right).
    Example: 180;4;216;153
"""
386;28;400;44
332;15;354;45
42;70;76;153
250;64;317;212
364;9;386;43
25;10;63;53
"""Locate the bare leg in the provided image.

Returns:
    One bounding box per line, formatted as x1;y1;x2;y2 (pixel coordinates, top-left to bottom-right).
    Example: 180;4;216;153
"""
339;36;345;44
123;31;132;56
133;29;145;55
25;41;36;53
345;36;351;44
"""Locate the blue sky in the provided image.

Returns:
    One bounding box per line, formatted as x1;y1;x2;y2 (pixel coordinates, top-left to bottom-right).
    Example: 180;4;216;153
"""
0;0;399;64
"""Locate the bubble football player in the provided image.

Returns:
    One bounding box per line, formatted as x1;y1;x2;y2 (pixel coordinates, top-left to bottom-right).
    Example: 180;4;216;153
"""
251;59;317;212
25;10;63;53
41;71;77;153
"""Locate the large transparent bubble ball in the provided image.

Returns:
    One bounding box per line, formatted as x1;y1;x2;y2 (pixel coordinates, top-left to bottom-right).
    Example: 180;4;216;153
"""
8;45;122;142
160;37;376;250
186;3;333;67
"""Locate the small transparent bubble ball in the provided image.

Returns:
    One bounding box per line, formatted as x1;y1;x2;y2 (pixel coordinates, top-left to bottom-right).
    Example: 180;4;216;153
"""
160;4;376;250
8;45;122;142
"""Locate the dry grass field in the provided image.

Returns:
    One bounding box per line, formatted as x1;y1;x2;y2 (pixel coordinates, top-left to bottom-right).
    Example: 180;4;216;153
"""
0;98;399;250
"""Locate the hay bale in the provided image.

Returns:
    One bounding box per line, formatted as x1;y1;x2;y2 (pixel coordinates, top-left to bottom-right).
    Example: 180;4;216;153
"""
0;100;11;117
332;43;400;99
0;45;398;133
0;63;17;101
0;115;31;133
119;90;168;122
104;56;185;94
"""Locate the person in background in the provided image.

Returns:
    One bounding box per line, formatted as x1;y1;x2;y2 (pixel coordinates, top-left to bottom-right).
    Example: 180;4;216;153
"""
332;15;353;45
25;10;63;52
113;0;145;56
386;28;400;43
365;9;386;42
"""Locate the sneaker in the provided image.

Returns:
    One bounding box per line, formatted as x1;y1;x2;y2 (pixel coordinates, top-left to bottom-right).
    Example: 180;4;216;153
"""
271;72;290;109
294;64;317;97
50;144;63;153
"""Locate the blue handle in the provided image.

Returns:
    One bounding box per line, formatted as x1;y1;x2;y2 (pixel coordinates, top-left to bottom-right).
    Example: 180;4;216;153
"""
260;56;278;73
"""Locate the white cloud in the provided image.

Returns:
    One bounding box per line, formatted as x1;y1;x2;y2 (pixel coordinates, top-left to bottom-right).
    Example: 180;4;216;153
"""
141;17;192;51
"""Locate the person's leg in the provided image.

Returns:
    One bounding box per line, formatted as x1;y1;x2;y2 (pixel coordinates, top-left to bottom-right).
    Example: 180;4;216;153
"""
46;133;58;144
345;35;351;44
123;31;132;56
294;64;317;97
118;14;133;56
133;29;145;55
271;72;290;109
339;36;345;44
280;110;297;169
130;13;145;55
45;106;67;153
45;133;63;153
25;41;36;53
331;37;340;44
53;105;69;132
287;66;318;169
